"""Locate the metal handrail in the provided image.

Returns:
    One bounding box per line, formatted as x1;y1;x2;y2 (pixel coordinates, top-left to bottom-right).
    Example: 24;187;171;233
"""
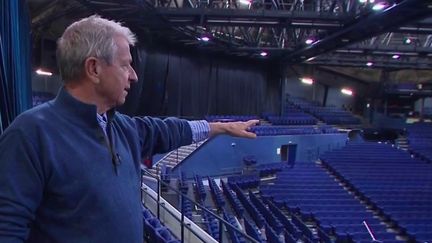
141;168;260;243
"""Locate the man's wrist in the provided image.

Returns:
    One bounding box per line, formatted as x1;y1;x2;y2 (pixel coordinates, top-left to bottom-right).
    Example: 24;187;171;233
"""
209;122;224;137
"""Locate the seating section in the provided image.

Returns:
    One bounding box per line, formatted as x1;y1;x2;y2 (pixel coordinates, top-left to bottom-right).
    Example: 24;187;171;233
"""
193;174;206;202
207;177;225;209
255;162;290;177
267;115;317;125
308;107;361;125
267;200;303;241
180;197;193;219
244;217;264;243
320;142;432;242
286;96;361;125
202;206;220;240
265;223;283;243
229;175;335;243
250;125;339;136
142;206;180;243
205;115;259;122
227;173;260;189
261;162;397;242
249;191;284;234
407;123;432;163
222;210;246;243
231;183;265;229
153;140;432;243
221;180;244;218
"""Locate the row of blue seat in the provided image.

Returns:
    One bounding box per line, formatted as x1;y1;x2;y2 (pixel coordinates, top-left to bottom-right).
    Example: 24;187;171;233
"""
207;177;225;210
222;210;245;243
244;217;265;243
231;183;265;229
194;175;206;201
267;116;317;125
180;197;193;219
201;206;220;240
205;115;259;122
142;207;180;243
221;180;244;218
267;200;304;240
227;173;260;189
249;191;284;234
250;126;335;136
255;162;290;177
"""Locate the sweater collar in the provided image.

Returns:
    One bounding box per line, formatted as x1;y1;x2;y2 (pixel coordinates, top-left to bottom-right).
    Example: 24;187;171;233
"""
53;86;116;126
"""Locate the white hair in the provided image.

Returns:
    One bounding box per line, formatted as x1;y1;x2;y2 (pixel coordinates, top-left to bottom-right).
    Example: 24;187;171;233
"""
56;15;137;82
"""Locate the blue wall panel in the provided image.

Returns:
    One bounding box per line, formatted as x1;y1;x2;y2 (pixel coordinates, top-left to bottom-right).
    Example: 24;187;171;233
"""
172;133;348;178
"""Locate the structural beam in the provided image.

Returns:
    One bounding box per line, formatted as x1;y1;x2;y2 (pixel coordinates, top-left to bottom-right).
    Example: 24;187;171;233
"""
281;0;432;63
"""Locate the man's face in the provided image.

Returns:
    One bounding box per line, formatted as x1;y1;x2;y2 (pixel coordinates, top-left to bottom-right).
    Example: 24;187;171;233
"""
96;36;137;109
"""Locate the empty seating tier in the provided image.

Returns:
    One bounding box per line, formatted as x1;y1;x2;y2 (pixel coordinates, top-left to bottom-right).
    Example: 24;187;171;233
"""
320;142;432;242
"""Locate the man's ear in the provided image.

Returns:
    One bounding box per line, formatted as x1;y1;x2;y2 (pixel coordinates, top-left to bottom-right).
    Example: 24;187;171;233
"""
84;57;100;84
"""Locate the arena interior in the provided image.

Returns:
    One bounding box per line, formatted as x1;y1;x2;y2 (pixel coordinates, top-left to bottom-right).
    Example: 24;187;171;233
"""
1;0;432;242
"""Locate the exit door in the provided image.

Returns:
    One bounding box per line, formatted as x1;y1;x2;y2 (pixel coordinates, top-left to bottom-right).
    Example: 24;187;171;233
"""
281;144;297;163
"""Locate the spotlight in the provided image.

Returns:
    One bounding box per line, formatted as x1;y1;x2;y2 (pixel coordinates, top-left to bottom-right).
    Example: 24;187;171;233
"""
239;0;251;4
392;54;400;59
36;68;52;76
260;51;268;57
300;77;314;85
306;57;316;62
200;36;210;42
366;62;373;67
372;2;387;10
305;38;314;45
341;88;353;96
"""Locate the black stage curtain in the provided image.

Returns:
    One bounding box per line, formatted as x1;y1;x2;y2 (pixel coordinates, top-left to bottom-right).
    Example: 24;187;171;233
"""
121;47;281;119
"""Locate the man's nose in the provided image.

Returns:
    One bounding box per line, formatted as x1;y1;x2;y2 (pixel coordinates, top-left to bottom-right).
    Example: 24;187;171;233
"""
129;67;138;83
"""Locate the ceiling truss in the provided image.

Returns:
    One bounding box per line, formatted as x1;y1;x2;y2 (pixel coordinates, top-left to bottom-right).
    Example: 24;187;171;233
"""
53;0;432;69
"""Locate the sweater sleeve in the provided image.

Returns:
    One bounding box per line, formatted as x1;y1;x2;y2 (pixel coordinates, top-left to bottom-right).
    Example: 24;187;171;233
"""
0;130;44;243
132;116;193;164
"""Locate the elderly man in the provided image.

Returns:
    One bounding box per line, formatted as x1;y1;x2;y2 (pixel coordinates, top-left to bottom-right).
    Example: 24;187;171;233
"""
0;15;258;243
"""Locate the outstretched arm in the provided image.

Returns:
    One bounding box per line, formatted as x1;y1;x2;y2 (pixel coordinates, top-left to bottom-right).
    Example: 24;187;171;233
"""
209;119;259;139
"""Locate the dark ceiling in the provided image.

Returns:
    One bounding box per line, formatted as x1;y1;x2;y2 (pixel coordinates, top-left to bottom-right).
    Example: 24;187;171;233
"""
29;0;432;74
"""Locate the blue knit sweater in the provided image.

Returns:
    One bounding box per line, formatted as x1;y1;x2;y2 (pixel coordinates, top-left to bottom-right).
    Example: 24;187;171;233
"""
0;88;192;243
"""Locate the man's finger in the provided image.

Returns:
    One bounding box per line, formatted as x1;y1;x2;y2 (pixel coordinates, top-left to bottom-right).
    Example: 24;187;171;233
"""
246;119;260;127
